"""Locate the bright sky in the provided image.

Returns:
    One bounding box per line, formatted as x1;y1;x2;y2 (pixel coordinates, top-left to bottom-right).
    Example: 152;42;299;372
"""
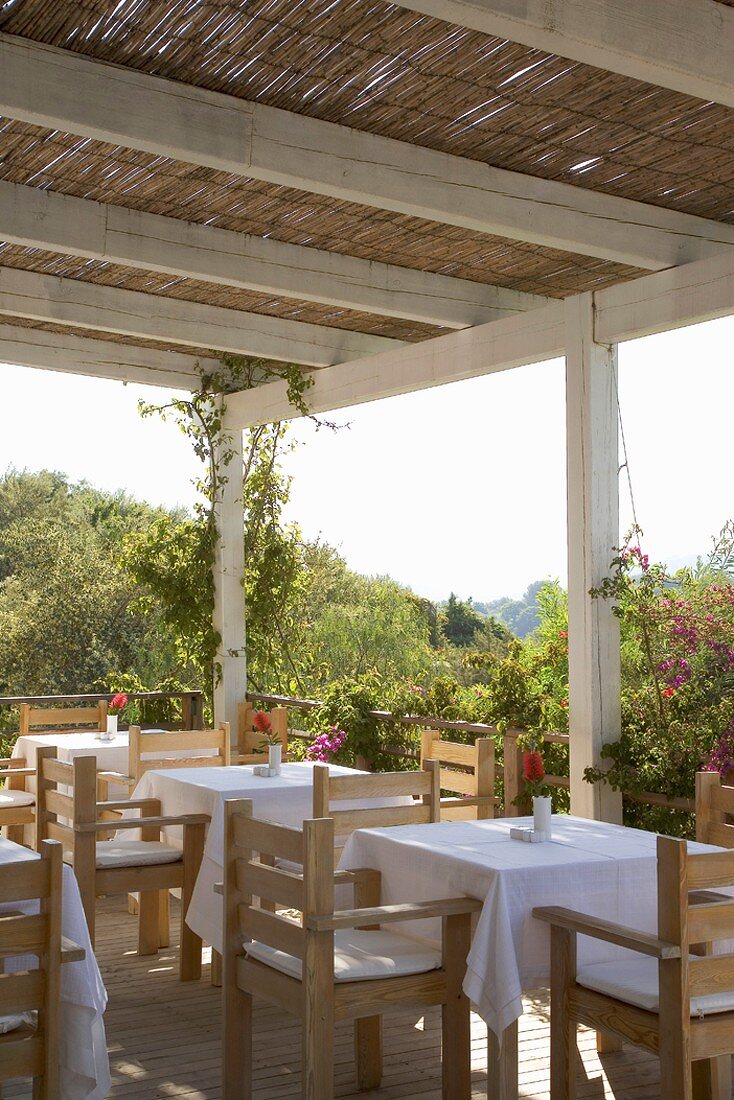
1;314;733;603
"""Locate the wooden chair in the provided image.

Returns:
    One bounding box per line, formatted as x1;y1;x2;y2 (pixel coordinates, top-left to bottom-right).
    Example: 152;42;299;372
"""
0;756;37;844
35;746;209;979
534;834;734;1100
19;700;107;736
235;702;288;764
222;798;482;1100
420;730;496;819
312;760;441;865
126;723;231;787
0;839;83;1099
697;769;734;847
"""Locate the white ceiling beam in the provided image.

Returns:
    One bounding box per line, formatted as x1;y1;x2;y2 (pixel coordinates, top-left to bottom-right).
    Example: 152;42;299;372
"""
0;266;402;367
0;181;528;330
0;321;207;388
1;35;733;271
225;248;734;427
224;301;565;428
394;0;734;110
594;249;734;344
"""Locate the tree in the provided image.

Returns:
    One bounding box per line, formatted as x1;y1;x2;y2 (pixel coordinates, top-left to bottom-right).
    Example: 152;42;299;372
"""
440;594;486;647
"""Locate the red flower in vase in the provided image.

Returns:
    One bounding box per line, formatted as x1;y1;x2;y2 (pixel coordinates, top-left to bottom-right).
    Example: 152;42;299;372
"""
252;710;271;732
109;692;127;716
522;750;545;784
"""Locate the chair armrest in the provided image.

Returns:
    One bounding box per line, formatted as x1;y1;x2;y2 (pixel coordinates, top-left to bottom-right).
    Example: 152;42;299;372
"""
97;770;134;785
532;906;680;959
77;813;211;833
61;937;85;964
0;768;35;779
214;882;223;896
96;800;143;813
305;896;483;932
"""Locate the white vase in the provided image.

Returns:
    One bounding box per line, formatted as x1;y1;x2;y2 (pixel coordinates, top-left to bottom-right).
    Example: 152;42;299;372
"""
268;743;282;775
533;795;552;839
105;714;118;739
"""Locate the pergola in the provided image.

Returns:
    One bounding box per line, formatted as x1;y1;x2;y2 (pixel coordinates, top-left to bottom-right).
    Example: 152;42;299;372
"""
0;0;732;822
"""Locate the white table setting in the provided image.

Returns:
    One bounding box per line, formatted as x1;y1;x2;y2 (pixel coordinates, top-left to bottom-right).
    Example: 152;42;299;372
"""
128;760;401;954
338;813;729;1098
0;836;110;1099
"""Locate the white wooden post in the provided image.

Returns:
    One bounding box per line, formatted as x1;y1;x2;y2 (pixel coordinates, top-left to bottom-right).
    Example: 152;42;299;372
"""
565;294;623;822
212;417;246;736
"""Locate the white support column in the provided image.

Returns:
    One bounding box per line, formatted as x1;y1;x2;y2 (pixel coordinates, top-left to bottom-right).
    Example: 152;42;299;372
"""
212;419;246;736
565;293;623;822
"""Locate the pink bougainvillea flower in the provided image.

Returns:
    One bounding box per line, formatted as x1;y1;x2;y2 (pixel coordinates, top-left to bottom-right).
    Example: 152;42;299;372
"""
252;710;272;733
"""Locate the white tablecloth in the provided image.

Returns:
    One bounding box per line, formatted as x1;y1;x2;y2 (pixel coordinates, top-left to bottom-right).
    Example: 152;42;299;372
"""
130;762;387;954
0;837;110;1099
339;814;722;1039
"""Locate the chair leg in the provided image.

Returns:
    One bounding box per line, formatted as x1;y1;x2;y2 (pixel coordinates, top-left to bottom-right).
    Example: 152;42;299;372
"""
549;925;577;1100
355;1016;382;1090
211;949;223;987
223;985;252;1100
138;890;160;956
158;889;170;948
179;918;202;981
6;825;24;846
303;982;334;1100
441;912;473;1099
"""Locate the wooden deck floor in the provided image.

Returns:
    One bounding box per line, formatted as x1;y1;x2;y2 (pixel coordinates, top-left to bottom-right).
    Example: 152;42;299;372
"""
11;894;728;1099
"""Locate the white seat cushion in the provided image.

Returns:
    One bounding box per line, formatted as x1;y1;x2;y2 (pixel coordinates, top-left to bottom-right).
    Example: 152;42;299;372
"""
578;956;734;1017
0;789;34;808
246;928;441;983
94;840;182;869
0;1013;31;1034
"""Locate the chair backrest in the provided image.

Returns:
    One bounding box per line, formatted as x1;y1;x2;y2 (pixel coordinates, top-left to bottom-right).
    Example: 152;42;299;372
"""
657;834;734;1037
236;702;288;763
696;770;734;847
0;839;63;1093
19;700;108;736
312;761;440;861
128;723;230;784
420;730;496;820
223;798;332;979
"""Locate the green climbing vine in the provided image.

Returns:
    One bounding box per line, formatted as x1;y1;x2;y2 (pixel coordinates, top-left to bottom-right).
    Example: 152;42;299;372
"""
124;354;322;702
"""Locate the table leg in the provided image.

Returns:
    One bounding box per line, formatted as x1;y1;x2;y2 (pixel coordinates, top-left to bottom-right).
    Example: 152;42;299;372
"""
486;1019;518;1100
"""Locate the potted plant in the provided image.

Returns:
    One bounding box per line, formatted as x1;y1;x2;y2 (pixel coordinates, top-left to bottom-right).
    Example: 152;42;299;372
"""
522;738;553;838
102;692;128;740
253;711;282;774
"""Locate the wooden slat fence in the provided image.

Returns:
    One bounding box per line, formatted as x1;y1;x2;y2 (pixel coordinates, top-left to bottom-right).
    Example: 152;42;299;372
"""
246;691;695;817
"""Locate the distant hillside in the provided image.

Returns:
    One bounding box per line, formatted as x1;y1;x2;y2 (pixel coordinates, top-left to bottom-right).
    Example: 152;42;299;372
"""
475;580;552;639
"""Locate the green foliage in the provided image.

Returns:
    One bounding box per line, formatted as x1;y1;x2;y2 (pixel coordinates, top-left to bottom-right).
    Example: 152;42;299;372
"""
440;594;486;647
0;470;181;725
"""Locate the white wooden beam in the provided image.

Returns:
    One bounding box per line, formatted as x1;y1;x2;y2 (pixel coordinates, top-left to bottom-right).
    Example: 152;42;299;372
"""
0;266;401;367
1;34;733;270
565;293;622;822
594;249;734;345
0;320;206;388
212;419;247;732
223;301;565;428
394;0;734;109
0;180;529;330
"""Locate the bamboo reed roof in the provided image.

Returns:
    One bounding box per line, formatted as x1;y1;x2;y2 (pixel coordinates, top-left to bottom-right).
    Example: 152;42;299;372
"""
0;0;732;385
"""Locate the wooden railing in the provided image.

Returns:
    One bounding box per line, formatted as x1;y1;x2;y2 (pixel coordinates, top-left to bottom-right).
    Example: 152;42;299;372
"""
247;691;695;817
0;690;205;731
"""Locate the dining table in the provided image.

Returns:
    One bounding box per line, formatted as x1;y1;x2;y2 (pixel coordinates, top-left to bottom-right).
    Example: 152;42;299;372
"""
339;813;728;1099
129;760;396;955
0;836;111;1100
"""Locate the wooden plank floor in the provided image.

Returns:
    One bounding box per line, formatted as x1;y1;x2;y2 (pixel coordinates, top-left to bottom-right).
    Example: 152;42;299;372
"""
9;894;731;1098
